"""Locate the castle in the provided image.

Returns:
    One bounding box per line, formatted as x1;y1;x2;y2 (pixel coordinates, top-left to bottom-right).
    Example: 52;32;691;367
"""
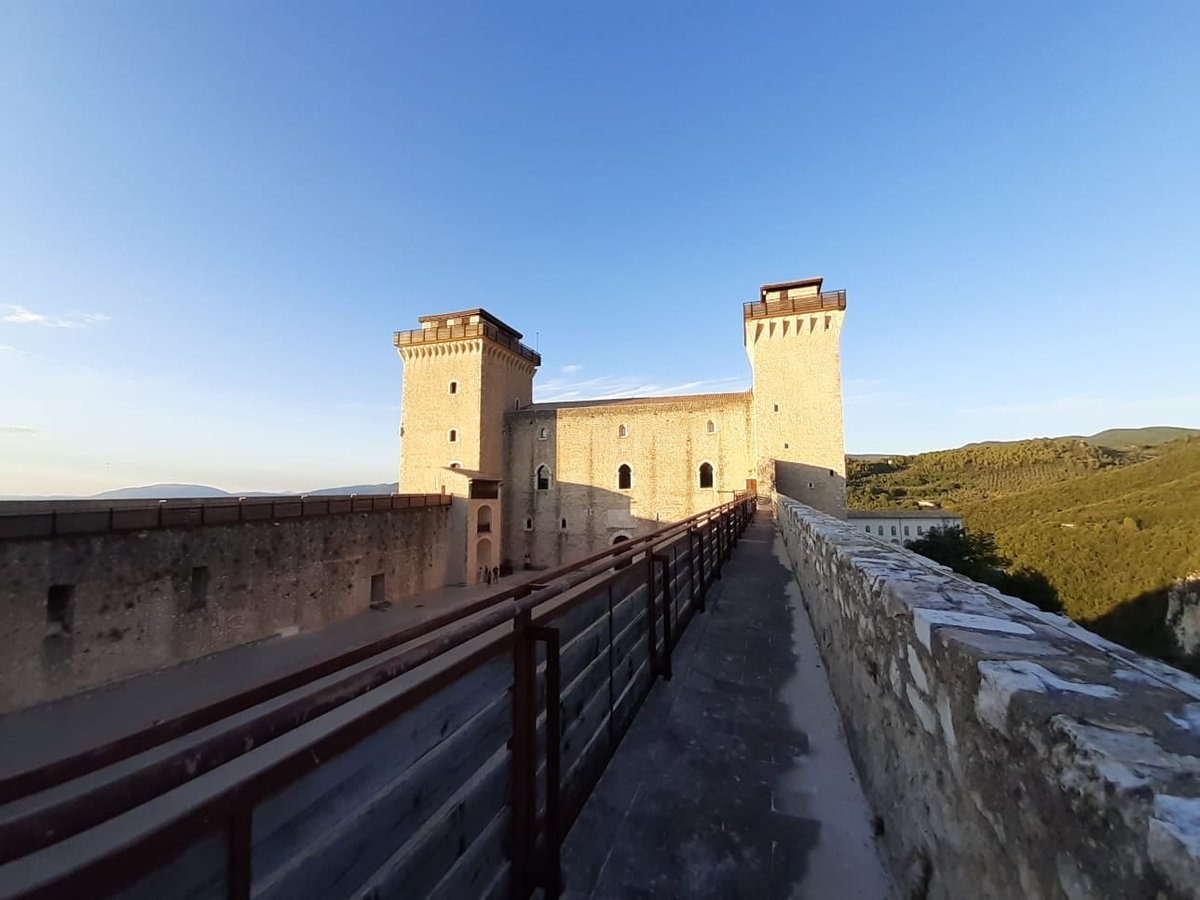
395;277;847;584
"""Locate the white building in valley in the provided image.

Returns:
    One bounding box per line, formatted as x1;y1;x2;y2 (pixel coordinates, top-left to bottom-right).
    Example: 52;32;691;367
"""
847;509;963;546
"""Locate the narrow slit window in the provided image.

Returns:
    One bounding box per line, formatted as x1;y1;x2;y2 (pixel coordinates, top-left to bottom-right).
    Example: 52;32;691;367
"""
448;381;458;394
618;424;628;438
448;429;458;443
524;516;533;531
46;584;75;636
189;566;210;611
618;464;632;490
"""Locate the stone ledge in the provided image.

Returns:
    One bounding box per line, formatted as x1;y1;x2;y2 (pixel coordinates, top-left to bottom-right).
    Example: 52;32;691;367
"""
775;494;1200;899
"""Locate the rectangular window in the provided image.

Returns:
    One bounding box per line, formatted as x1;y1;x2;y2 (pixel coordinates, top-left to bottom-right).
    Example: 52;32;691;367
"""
47;584;75;635
189;566;210;611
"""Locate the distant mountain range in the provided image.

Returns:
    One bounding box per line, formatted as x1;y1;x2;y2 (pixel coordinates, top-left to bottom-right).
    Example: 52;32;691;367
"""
851;425;1199;459
1;483;401;502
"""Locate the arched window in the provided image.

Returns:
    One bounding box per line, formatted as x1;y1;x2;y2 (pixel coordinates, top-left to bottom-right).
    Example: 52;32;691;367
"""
617;464;632;490
448;381;458;395
618;424;628;438
698;462;714;489
706;420;716;434
449;461;462;469
536;465;551;491
560;518;567;531
538;426;549;440
524;516;533;531
477;505;492;534
612;534;630;545
448;429;458;443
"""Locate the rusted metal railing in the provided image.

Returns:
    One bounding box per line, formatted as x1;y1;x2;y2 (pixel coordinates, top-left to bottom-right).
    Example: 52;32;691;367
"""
0;496;755;900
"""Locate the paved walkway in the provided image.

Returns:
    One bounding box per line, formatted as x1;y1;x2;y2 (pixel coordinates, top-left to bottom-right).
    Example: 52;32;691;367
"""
560;517;893;899
0;574;533;780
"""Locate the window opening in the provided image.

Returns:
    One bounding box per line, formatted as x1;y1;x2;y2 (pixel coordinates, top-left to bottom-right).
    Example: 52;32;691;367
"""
698;462;714;489
46;584;75;636
536;465;551;491
618;464;632;490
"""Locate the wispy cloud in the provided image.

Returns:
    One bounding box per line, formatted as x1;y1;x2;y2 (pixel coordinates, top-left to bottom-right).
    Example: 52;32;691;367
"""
1;305;109;328
561;364;584;374
0;425;39;437
535;373;747;403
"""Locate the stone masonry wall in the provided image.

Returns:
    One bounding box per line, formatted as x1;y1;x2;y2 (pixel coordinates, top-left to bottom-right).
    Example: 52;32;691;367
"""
0;503;452;714
503;393;754;569
776;494;1200;899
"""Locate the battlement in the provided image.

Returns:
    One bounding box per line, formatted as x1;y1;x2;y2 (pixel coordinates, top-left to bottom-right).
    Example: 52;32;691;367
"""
394;308;541;366
743;277;847;320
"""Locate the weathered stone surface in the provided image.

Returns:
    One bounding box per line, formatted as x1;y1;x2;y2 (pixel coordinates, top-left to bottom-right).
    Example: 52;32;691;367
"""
0;505;452;713
776;494;1200;899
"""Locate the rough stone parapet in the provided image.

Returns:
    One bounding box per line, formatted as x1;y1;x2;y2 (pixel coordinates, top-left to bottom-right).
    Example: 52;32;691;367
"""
775;493;1200;899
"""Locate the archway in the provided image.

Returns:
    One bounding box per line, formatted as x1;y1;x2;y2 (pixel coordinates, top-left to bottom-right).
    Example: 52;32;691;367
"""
476;538;493;571
477;505;492;534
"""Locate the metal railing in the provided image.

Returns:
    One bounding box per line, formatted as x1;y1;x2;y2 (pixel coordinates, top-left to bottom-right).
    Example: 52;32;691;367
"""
393;321;542;365
0;493;450;541
742;289;846;319
0;496;755;900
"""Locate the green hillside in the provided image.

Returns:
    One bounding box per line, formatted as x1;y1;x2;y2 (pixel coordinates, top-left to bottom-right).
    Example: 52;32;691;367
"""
848;436;1200;668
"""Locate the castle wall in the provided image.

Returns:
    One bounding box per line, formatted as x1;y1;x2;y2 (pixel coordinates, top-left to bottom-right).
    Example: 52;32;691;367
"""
0;498;453;713
503;393;754;569
776;493;1200;899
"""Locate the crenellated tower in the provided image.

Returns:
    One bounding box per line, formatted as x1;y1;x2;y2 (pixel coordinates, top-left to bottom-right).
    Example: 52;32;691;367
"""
744;277;847;514
394;309;540;583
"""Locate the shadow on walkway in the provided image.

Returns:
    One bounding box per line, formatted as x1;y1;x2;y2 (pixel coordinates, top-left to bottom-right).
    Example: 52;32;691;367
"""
560;516;893;899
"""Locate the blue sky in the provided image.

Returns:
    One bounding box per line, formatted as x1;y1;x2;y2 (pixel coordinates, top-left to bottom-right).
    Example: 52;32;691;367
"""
2;2;1197;495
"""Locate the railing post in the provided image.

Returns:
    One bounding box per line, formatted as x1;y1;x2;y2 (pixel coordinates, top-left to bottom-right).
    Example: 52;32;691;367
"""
227;808;252;900
654;553;673;680
646;552;659;677
529;626;562;899
689;527;704;612
510;607;536;899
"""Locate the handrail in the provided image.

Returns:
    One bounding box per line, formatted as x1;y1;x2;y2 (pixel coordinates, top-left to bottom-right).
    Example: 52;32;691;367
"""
0;498;746;806
742;289;846;319
0;495;755;899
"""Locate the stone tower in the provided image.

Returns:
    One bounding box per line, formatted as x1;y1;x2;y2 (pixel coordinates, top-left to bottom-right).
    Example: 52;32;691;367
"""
744;277;847;514
394;309;541;583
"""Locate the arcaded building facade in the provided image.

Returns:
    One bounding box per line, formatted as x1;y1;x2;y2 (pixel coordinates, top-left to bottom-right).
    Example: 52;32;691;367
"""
395;277;847;583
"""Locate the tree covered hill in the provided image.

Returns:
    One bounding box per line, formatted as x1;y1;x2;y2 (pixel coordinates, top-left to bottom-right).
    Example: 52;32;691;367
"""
848;436;1200;666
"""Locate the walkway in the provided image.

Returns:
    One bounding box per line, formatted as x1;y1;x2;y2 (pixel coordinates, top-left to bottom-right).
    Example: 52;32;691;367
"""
560;516;893;899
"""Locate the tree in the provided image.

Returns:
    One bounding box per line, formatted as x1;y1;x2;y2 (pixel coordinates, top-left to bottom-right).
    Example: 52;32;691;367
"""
905;526;1008;586
906;526;1063;613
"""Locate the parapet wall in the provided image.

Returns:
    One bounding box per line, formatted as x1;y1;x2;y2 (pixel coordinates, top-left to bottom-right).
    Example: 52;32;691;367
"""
775;495;1200;899
0;496;453;714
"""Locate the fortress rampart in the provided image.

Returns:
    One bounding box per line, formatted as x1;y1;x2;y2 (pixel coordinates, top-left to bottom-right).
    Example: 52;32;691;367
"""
0;494;452;713
776;493;1200;899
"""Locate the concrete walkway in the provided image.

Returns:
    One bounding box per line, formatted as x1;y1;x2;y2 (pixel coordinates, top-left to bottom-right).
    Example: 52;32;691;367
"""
560;516;893;899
